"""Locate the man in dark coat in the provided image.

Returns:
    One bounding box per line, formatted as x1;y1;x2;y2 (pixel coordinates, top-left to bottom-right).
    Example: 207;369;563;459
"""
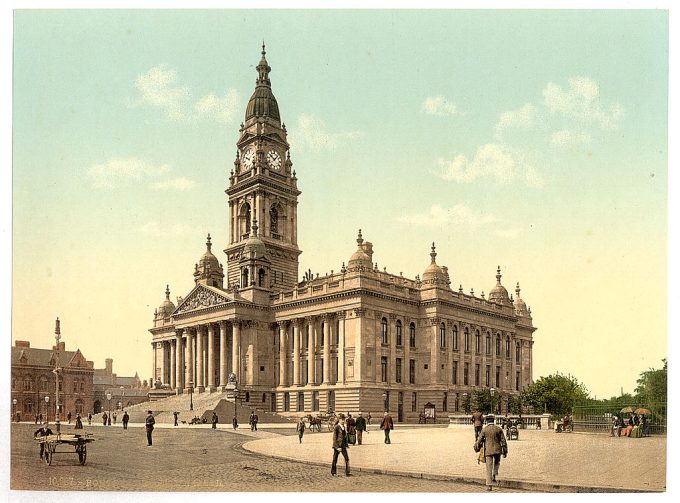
474;414;508;491
145;410;155;446
67;411;72;424
355;412;367;445
102;412;108;426
471;409;484;440
331;413;351;476
380;411;394;444
296;417;306;443
122;410;130;430
173;411;179;427
34;422;54;460
211;412;219;429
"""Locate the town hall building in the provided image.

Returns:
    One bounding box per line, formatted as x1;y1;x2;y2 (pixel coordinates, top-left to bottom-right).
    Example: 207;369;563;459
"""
149;45;536;421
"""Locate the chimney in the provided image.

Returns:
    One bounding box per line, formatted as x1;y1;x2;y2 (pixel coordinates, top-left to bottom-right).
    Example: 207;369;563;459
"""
15;340;30;348
52;342;65;351
105;358;113;374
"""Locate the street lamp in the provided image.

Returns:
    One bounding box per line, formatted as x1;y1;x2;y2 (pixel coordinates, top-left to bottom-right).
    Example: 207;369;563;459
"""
120;386;125;410
382;391;388;412
490;387;496;415
106;392;112;425
12;399;17;422
44;395;50;422
188;381;194;411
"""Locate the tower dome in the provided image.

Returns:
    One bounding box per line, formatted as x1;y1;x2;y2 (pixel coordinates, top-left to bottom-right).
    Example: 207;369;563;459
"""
422;243;447;285
347;229;373;270
488;266;510;304
194;234;225;288
242;218;267;259
157;285;175;319
244;44;281;123
514;282;529;316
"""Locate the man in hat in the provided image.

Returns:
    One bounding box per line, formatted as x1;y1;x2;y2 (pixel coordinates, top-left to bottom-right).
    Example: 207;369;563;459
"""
296;417;306;443
474;414;508;491
471;409;484;440
145;410;155;446
355;412;367;445
211;411;219;429
380;411;394;444
331;413;351;476
122;410;130;430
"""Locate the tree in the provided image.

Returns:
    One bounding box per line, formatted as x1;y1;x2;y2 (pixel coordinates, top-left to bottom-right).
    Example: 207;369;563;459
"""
462;393;472;414
635;359;667;405
521;373;589;417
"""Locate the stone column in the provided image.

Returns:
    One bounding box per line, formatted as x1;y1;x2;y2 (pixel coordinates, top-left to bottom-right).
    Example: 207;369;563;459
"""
232;321;241;383
196;326;205;392
307;318;316;385
323;315;331;384
175;330;183;393
431;318;440;384
337;312;345;384
278;322;287;387
219;321;227;389
185;330;194;391
293;320;301;386
152;342;157;384
170;339;176;389
207;324;216;391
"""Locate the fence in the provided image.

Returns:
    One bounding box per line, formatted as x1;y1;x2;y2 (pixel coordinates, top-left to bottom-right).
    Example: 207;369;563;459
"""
572;403;666;435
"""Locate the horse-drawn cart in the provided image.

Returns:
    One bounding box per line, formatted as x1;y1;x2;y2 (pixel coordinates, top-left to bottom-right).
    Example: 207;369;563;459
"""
304;411;338;432
36;434;95;466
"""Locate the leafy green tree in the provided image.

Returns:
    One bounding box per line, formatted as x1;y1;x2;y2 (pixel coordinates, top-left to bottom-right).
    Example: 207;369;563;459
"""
508;394;524;415
462;393;472;414
635;359;667;405
521;373;589;417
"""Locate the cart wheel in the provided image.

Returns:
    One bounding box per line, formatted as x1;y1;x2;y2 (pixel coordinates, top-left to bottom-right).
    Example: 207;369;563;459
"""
44;446;53;466
78;445;87;465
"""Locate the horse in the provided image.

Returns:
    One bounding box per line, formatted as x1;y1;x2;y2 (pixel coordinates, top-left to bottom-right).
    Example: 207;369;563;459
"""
306;414;322;432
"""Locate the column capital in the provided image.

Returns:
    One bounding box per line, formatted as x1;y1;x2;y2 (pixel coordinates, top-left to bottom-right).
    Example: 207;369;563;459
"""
276;320;289;329
305;316;317;324
320;312;334;320
353;308;366;318
336;310;347;319
292;318;304;327
430;317;442;325
175;328;184;336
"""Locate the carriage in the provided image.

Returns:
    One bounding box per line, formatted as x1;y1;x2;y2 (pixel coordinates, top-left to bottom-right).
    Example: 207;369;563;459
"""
36;433;95;466
305;411;338;432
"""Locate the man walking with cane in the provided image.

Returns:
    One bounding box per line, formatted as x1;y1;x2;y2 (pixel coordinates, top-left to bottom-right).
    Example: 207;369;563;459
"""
474;414;508;491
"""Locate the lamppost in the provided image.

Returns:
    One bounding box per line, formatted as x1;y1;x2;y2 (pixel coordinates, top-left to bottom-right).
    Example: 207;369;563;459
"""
53;317;62;434
12;399;17;422
120;386;125;410
106;392;112;426
44;396;50;422
233;384;239;422
490;387;496;415
188;381;194;411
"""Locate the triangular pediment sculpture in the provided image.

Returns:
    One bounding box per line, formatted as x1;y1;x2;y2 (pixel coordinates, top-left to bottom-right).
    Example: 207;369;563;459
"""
174;284;233;314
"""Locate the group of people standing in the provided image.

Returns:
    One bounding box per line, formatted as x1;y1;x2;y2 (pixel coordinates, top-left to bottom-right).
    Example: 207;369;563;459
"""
611;413;648;437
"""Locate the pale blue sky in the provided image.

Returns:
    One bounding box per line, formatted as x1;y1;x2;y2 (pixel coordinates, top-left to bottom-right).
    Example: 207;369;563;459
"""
11;9;668;398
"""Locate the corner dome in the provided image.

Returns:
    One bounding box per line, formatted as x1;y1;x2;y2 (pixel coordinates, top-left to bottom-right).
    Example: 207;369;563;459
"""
242;219;267;259
488;266;510;304
244;44;281;123
199;234;220;271
514;282;529;316
157;285;175;318
422;243;447;284
347;229;373;270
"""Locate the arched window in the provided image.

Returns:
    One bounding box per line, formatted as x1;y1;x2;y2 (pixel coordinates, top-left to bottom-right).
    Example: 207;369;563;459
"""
23;376;32;391
486;331;492;354
515;342;521;363
439;323;446;349
464;327;470;352
381;318;388;345
258;268;265;287
475;330;481;353
270;206;279;235
396;320;403;346
409;323;416;348
505;335;511;357
496;334;501;355
453;325;458;350
240;202;252;237
242;267;249;287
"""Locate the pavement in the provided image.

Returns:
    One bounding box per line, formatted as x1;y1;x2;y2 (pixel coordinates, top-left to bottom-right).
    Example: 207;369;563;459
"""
241;425;667;492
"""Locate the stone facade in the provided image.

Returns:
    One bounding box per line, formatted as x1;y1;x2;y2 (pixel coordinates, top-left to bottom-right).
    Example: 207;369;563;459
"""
149;46;536;422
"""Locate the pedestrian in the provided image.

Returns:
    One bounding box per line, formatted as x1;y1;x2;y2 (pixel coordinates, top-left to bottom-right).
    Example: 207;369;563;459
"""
87;412;92;425
38;413;43;424
346;413;357;445
641;415;650;437
112;412;117;425
610;415;619;437
355;412;367;445
102;412;108;426
107;412;111;426
366;411;372;425
145;410;155;446
536;418;541;430
249;411;259;431
34;413;39;425
34;422;54;460
330;413;351;476
173;411;179;427
212;412;218;429
380;411;394;444
74;413;83;429
471;409;484;440
67;411;72;424
296;417;306;443
232;415;239;430
122;410;129;430
474;414;508;491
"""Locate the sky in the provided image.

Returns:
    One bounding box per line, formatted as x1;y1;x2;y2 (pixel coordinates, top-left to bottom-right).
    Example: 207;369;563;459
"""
9;8;669;400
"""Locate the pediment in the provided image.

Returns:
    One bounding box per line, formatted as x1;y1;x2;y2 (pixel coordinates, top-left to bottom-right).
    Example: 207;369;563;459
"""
174;284;233;315
68;350;87;368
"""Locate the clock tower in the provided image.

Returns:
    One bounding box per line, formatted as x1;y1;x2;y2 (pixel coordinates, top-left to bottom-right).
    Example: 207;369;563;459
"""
225;45;301;292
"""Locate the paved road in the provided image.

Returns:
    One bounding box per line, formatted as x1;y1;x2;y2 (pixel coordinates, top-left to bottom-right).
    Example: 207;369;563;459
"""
10;423;516;492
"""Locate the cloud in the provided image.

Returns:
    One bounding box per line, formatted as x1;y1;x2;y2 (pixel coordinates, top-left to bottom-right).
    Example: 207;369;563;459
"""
194;90;240;124
399;203;497;230
139;221;198;237
550;129;592;147
422;96;459;116
543;77;624;128
151;177;197;191
88;157;170;189
135;65;190;120
290;113;363;151
495;103;537;135
435;144;515;184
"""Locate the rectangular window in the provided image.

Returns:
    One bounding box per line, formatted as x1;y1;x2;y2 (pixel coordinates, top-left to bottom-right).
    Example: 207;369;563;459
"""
312;391;320;412
475;364;480;386
463;363;469;385
396;358;402;383
443;392;448;412
333;357;339;382
412;392;417;413
452;360;458;384
496;336;501;356
485;365;491;387
516;343;521;363
284;392;290;412
496;366;501;388
506;338;511;358
516;371;521;391
381;356;388;383
297;392;304;412
409;359;416;384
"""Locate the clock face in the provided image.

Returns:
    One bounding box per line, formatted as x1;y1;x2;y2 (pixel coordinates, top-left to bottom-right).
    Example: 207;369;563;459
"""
266;150;282;171
241;148;254;171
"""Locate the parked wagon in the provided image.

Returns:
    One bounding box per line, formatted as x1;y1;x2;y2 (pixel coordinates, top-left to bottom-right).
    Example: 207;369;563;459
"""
36;434;95;466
